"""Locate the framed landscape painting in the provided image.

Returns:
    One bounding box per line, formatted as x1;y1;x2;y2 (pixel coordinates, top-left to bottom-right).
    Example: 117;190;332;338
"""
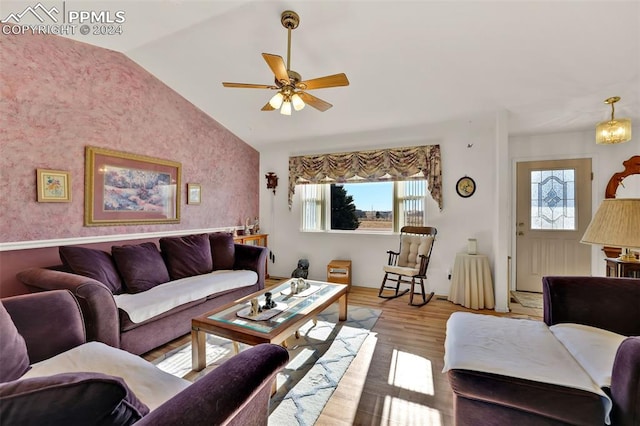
187;183;201;205
37;169;71;202
85;146;181;226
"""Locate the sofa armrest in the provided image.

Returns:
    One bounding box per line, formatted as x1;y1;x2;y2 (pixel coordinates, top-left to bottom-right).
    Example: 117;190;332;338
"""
16;268;120;348
234;244;268;290
137;343;289;426
542;276;640;335
610;337;640;426
2;290;86;363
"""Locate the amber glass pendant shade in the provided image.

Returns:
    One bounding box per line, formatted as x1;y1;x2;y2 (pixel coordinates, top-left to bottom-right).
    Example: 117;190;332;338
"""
596;97;632;144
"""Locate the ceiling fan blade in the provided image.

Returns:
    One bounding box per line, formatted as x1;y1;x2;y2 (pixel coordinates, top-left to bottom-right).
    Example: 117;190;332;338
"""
262;53;290;84
222;82;277;89
298;92;333;112
297;73;349;90
261;102;276;111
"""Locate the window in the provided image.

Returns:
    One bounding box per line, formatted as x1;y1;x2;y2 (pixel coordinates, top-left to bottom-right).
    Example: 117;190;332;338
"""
530;169;576;230
299;180;428;232
334;182;393;231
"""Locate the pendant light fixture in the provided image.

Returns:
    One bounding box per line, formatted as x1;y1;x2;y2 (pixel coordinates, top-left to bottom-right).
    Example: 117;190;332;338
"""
596;96;632;144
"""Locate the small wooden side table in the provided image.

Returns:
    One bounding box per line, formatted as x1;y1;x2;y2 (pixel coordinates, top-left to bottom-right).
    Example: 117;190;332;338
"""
327;260;352;292
605;258;640;278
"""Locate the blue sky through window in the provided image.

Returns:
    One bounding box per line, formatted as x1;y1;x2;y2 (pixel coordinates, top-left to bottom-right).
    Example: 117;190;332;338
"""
342;182;393;211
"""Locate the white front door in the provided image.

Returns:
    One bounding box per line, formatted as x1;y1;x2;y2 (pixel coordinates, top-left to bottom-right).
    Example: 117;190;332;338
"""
516;158;592;292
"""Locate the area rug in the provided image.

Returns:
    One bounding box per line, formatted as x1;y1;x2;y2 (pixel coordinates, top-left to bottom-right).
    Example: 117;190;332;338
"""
511;290;543;309
152;305;380;426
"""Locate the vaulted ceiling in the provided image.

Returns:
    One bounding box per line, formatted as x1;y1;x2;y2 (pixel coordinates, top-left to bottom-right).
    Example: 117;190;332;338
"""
60;1;639;149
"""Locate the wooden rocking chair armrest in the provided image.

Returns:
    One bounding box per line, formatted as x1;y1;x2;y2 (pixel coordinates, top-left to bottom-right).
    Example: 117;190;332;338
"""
386;250;400;266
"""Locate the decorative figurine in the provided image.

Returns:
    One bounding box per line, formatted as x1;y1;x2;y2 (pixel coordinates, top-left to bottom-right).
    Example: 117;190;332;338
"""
296;278;308;293
290;282;298;295
250;298;261;316
263;292;276;310
291;258;309;279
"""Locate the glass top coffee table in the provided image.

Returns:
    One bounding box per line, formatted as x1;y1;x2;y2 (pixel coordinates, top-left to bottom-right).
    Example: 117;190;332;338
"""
191;279;348;371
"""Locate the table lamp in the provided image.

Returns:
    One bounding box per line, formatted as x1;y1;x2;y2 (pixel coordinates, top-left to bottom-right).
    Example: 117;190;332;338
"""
581;198;640;262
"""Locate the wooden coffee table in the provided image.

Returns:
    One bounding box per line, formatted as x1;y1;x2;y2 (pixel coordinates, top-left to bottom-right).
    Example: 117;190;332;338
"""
191;279;348;371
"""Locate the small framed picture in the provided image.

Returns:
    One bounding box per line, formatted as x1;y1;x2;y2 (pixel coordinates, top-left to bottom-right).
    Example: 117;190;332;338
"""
37;169;71;202
187;183;201;205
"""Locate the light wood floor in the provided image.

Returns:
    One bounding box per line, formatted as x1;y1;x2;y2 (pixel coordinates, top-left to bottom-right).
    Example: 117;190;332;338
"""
142;280;542;426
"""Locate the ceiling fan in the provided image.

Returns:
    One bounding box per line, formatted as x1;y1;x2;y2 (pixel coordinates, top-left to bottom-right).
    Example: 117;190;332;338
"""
222;10;349;115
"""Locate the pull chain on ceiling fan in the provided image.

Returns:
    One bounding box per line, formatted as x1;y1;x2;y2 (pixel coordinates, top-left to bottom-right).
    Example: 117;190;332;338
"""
222;10;349;115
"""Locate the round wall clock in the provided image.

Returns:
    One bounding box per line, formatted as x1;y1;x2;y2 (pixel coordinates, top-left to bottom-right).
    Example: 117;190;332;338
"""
456;176;476;198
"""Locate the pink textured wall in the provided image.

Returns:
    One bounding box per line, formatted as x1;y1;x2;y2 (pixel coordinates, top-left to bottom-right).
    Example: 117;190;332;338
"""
0;29;259;295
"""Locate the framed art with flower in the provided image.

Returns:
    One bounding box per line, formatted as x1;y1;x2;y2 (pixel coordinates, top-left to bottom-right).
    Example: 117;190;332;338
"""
84;146;181;226
37;169;71;202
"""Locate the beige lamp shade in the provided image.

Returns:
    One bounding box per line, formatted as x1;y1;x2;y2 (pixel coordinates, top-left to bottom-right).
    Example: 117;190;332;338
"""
581;199;640;249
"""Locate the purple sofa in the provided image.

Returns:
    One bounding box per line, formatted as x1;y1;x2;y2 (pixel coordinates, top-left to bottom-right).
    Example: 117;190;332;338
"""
16;232;268;355
1;289;289;425
447;276;640;426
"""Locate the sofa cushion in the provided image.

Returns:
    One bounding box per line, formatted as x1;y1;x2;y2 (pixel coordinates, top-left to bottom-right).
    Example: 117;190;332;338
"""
0;303;30;383
59;246;124;294
0;372;149;425
160;234;213;280
112;243;170;294
209;232;235;270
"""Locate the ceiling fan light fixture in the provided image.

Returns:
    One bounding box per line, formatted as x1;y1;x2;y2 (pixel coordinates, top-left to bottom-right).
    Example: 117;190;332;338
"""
291;93;305;111
221;10;348;114
596;97;632;144
280;100;292;116
269;92;284;109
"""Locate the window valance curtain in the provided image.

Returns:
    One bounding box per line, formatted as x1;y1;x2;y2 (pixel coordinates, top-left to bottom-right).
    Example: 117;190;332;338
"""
288;144;442;210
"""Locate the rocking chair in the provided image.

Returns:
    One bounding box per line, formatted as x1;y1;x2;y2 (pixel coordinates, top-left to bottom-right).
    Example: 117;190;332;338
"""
378;226;437;307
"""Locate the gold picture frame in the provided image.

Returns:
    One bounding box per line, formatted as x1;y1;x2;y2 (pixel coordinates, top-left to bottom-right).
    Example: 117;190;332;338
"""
187;183;202;205
85;146;181;226
37;169;71;202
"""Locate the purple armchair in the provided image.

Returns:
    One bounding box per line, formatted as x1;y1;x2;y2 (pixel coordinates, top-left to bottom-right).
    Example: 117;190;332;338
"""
1;290;289;426
447;276;640;426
